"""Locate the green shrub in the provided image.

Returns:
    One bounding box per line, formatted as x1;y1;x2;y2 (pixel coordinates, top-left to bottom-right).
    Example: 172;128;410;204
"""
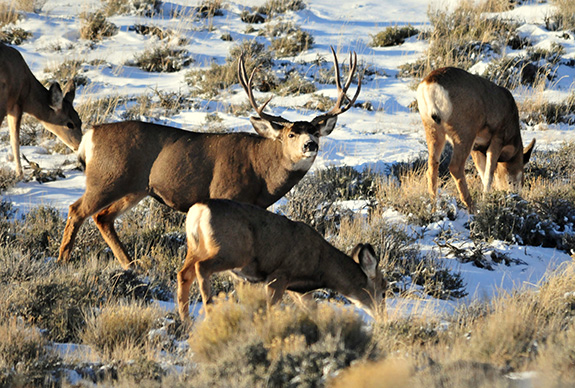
370;25;418;47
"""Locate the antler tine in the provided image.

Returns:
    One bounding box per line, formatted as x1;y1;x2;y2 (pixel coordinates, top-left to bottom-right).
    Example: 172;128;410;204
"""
321;47;362;117
237;53;288;124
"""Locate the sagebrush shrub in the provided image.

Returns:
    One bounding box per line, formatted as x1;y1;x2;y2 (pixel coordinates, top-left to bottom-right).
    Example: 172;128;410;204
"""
370;25;419;47
79;11;118;42
133;45;191;72
81;300;164;359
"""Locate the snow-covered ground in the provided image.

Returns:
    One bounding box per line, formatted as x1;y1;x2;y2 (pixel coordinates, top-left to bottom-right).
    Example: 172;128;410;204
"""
1;0;574;320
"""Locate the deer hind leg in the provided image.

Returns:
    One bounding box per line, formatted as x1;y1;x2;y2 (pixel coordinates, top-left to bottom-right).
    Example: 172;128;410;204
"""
177;247;206;321
7;106;23;179
195;255;243;316
449;139;475;212
424;123;446;202
92;192;147;270
59;192;121;263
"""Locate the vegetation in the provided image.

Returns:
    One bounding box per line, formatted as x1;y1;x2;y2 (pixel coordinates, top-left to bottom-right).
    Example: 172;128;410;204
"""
79;11;118;42
371;25;419;47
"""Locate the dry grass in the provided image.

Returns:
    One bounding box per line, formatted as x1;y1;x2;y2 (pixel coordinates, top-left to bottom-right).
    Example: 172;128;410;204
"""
400;0;519;78
81;300;164;359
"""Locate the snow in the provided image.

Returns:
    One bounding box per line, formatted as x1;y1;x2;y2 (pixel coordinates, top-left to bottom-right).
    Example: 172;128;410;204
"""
1;0;574;327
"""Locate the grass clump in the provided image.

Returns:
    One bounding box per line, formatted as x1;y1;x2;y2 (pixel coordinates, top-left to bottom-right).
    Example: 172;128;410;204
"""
0;166;18;193
400;0;519;78
0;318;60;387
194;0;225;18
102;0;161;17
0;26;31;44
546;0;575;31
370;25;419;47
43;59;88;87
189;283;371;387
185;40;275;97
256;0;305;18
264;22;313;57
79;11;118;42
0;2;19;28
132;44;192;72
81;300;164;359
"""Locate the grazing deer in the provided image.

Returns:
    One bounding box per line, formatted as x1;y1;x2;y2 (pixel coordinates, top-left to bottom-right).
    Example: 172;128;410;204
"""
178;199;386;320
0;43;83;179
416;67;535;212
59;47;361;269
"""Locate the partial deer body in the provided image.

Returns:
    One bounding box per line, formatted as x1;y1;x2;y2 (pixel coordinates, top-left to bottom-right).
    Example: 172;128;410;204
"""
178;199;386;320
0;43;82;178
59;48;361;269
416;67;535;211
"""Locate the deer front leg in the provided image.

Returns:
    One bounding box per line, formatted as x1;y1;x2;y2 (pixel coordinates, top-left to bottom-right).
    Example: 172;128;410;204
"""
7;108;23;179
424;124;446;203
92;193;146;269
483;138;503;194
449;141;475;212
266;273;289;307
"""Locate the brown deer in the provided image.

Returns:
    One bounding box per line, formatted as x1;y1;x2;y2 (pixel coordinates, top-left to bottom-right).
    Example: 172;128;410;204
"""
416;67;535;212
58;47;361;269
0;43;83;179
178;199;386;320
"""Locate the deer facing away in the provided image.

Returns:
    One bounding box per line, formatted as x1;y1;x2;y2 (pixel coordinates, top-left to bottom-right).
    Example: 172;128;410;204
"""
416;67;535;212
58;48;361;269
0;43;83;179
178;199;386;320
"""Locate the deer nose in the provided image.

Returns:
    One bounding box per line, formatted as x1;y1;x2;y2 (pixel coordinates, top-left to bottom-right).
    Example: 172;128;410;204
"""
303;141;318;153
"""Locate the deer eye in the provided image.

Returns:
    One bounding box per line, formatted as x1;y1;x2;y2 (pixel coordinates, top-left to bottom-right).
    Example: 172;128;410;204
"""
67;122;75;129
288;133;295;139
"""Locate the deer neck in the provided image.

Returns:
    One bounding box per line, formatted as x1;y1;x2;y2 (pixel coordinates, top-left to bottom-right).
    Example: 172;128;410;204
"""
320;244;370;304
252;137;309;206
22;77;53;122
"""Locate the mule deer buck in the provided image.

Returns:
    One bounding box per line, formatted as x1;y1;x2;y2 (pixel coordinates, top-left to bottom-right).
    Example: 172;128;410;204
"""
0;43;83;179
59;47;361;269
416;67;535;212
178;199;386;320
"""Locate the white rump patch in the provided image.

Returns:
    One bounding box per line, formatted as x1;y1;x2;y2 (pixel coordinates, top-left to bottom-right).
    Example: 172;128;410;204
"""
417;82;453;123
78;128;94;165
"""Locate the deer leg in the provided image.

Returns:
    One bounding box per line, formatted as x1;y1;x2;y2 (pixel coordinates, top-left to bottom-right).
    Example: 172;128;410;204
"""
92;192;147;270
195;255;241;315
7;107;23;179
265;273;289;307
177;250;203;321
483;138;503;193
449;140;475;212
471;150;487;188
424;124;446;202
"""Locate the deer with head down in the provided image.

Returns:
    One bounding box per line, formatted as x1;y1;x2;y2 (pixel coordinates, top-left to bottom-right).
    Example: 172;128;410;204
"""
0;43;83;179
417;67;535;212
178;199;386;320
58;47;361;269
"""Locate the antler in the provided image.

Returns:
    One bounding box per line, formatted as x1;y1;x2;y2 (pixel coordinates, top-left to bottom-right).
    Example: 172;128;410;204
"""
316;46;362;120
238;54;289;124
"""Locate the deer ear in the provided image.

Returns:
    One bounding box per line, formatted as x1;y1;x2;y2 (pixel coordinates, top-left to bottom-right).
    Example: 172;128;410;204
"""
523;138;535;165
312;116;338;137
355;244;379;278
249;117;283;139
63;81;76;104
48;83;64;111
